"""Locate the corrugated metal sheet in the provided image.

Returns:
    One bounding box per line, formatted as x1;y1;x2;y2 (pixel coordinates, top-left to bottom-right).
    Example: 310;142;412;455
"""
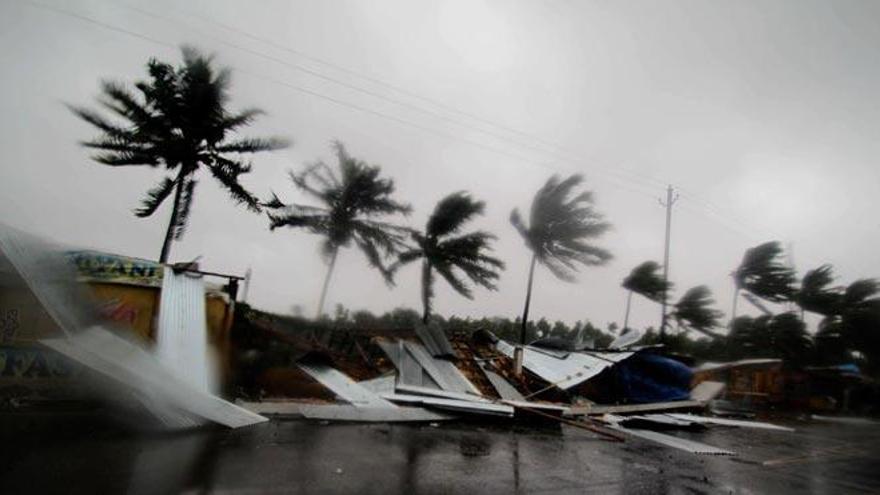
398;340;424;386
383;393;514;416
414;321;457;358
297;362;394;408
376;340;441;389
403;341;480;395
156;267;212;393
663;413;795;432
357;375;396;395
495;340;633;390
241;402;455;422
481;367;525;401
608;424;736;455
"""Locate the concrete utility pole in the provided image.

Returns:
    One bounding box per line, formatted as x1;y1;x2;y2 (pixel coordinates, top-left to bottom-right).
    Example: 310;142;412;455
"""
659;185;679;344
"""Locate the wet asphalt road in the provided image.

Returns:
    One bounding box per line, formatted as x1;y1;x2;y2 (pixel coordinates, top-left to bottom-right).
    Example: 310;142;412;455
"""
1;412;879;494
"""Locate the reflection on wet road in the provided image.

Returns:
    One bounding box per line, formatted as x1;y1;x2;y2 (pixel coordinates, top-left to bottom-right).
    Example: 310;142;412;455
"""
1;413;879;494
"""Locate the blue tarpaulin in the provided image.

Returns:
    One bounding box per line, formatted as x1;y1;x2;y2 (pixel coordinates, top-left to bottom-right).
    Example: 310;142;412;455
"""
614;353;693;403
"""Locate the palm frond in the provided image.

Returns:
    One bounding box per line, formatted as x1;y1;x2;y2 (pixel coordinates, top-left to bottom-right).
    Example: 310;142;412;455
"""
209;156;261;212
511;174;612;282
672;285;723;335
214;137;289;153
797;264;841;316
426;191;485;238
623;261;671;302
734;241;796;302
135;176;177;218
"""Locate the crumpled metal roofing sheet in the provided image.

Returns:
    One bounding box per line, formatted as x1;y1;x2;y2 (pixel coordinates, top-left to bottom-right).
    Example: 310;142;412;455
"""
606;420;735;455
376;340;441;389
402;341;480;395
414;322;458;358
383;393;514;416
663;413;795;432
495;340;633;390
481;367;525;401
297;362;394;408
241;402;455;422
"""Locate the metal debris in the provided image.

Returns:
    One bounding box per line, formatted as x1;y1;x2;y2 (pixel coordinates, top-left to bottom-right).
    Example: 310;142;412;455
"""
241;401;455;422
414;321;458;358
481;367;525;401
662;413;795;431
297;362;394;408
495;340;633;390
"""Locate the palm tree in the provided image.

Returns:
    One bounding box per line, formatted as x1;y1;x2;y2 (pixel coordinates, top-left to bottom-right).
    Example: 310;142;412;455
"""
670;285;723;338
621;261;671;331
510;174;612;373
391;192;504;323
796;264;842;318
264;141;411;318
730;241;796;323
69;46;288;263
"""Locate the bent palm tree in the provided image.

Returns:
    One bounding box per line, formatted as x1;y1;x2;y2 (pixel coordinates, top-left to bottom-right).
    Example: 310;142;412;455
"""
510;174;612;373
265;141;411;318
671;285;723;338
391;192;504;323
69;46;288;263
621;261;671;331
731;241;796;323
796;264;841;318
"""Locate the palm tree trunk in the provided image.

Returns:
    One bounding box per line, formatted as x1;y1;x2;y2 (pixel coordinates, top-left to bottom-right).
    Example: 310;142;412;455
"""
315;246;339;319
623;290;633;330
421;260;432;324
158;173;186;264
515;254;538;376
730;287;740;328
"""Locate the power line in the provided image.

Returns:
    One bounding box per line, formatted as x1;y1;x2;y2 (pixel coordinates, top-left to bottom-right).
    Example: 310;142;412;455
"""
25;0;772;244
113;0;669;194
27;0;660;201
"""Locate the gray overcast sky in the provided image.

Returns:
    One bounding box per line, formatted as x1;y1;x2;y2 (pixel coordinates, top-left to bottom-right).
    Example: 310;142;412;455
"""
1;0;878;332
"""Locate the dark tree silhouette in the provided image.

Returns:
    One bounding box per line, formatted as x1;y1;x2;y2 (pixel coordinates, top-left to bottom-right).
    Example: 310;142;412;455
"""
264;141;411;318
671;285;724;338
621;260;671;330
796;264;842;317
728;313;811;364
391;192;504;323
510;174;612;371
731;241;796;322
69;46;288;262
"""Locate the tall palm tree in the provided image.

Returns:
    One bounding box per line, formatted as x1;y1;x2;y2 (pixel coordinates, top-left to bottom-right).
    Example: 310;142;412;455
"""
670;285;723;338
510;174;612;373
621;261;671;331
264;141;411;318
391;192;504;323
69;46;288;263
730;241;796;323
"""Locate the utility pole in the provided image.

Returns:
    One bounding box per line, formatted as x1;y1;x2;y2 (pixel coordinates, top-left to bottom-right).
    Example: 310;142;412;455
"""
659;185;679;344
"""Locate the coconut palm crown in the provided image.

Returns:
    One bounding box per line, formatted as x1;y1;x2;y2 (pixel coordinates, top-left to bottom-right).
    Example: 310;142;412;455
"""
391;192;504;323
69;46;288;262
264;141;411;318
